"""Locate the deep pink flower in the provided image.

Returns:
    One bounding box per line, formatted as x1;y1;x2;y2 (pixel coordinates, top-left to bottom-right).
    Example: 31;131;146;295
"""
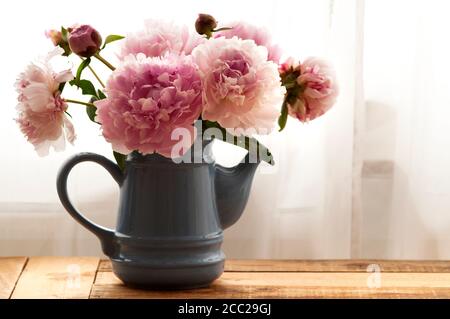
15;48;75;156
95;53;203;157
192;37;284;133
119;20;205;59
215;22;282;63
68;25;102;57
279;56;299;74
284;57;338;122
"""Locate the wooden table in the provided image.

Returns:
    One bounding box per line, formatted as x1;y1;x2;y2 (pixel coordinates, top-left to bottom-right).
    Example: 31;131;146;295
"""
1;257;450;299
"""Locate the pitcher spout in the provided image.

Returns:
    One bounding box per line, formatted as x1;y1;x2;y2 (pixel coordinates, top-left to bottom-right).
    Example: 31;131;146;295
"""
214;154;260;230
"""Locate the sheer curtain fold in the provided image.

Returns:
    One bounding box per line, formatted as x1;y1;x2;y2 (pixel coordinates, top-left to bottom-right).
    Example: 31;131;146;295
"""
222;0;359;259
362;0;450;259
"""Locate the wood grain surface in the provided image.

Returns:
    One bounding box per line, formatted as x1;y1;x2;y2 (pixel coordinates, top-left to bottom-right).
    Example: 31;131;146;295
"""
0;257;27;299
2;258;450;299
98;259;450;273
10;257;99;299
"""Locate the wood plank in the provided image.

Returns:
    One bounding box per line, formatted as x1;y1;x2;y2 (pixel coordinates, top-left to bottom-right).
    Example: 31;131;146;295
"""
98;259;450;273
225;260;450;273
90;271;450;299
98;259;112;272
0;257;27;299
11;257;99;299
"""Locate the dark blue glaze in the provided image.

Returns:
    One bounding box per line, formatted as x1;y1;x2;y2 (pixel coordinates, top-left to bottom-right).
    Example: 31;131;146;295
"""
56;141;260;289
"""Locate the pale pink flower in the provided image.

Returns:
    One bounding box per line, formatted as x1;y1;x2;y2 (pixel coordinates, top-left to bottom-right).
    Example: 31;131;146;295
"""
95;53;203;157
45;29;62;46
215;22;282;63
119;20;205;59
192;37;284;133
286;57;338;122
15;48;75;156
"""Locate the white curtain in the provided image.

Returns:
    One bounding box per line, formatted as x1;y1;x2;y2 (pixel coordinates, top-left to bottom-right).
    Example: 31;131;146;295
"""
221;0;360;258
1;0;449;259
361;0;450;259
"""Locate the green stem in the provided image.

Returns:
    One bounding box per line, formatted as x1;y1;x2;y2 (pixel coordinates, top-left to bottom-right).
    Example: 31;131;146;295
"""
65;99;95;107
87;64;105;88
212;27;233;32
94;53;116;71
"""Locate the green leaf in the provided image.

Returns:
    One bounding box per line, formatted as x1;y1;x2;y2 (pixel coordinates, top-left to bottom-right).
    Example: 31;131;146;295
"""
202;121;274;165
59;27;72;56
278;101;288;132
85;97;100;124
113;151;126;171
61;26;68;42
86;104;98;123
75;58;91;85
69;79;97;97
97;89;107;100
60;43;72;56
101;35;125;49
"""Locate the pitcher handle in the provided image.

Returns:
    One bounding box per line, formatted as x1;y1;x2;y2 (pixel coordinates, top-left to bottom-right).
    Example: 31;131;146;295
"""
56;152;123;257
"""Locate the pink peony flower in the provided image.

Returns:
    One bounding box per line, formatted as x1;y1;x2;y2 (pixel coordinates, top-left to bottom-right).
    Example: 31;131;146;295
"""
192;36;285;133
215;22;282;63
95;53;203;157
284;57;338;122
15;48;75;156
279;56;299;74
119;20;205;60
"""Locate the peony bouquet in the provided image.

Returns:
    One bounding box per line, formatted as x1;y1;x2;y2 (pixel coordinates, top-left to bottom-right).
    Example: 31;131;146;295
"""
15;14;338;168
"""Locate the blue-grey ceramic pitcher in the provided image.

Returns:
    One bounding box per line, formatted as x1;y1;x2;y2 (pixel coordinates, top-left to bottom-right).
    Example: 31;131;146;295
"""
56;140;260;289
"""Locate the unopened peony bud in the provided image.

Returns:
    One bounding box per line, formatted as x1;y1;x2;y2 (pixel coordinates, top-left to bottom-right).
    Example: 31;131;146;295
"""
68;25;102;58
195;13;217;38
